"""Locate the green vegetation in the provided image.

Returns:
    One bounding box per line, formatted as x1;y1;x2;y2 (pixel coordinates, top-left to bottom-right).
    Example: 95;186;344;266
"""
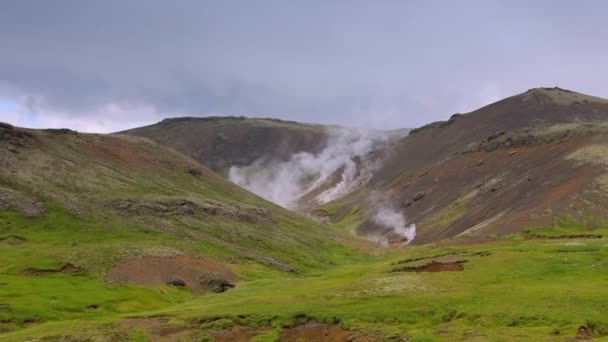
2;126;608;341
2;219;607;340
424;190;478;229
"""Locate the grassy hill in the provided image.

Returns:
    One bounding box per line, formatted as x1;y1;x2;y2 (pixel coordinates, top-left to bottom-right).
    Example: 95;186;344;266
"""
4;224;608;341
0;123;370;336
2;89;608;341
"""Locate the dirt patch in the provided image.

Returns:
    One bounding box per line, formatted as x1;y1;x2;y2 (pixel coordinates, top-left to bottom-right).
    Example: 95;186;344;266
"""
393;252;469;265
576;325;594;340
280;323;351;342
0;235;27;245
392;260;467;273
22;263;84;276
209;326;267;342
106;255;235;294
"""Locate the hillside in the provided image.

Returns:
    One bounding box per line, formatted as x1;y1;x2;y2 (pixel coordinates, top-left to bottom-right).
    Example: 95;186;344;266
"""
123;116;409;210
316;87;608;244
120;116;334;175
2;89;608;341
0;122;369;335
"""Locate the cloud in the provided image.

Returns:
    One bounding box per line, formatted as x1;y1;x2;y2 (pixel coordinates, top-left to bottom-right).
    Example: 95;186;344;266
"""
0;98;162;133
1;0;608;132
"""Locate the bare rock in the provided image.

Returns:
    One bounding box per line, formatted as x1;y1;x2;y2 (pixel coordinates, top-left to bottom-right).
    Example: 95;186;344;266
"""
413;192;426;202
167;277;186;287
199;273;235;293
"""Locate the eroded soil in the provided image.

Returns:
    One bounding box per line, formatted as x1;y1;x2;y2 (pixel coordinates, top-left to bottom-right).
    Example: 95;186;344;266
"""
106;255;235;293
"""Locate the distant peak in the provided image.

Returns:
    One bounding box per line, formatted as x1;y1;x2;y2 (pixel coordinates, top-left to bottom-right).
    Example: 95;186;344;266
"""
159;116;249;124
158;116;309;126
519;86;608;105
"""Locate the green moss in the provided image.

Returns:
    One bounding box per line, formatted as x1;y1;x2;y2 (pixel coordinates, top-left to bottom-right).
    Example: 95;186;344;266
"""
424;190;478;228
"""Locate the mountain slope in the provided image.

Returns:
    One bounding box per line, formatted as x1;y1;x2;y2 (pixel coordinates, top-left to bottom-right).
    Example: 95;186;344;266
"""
120;116;334;175
123;116;409;210
0;123;367;332
2;92;608;341
318;87;608;244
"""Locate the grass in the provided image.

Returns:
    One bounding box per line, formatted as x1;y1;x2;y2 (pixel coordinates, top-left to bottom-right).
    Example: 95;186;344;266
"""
2;129;608;340
3;217;608;340
423;189;478;229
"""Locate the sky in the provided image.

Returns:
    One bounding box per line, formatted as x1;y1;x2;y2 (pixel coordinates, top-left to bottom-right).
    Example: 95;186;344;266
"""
1;0;608;133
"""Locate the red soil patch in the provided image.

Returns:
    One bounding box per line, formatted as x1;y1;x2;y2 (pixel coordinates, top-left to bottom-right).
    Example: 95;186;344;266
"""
209;326;267;342
80;137;161;173
280;323;351;342
393;260;467;273
22;263;84;276
79;135;215;179
106;255;235;293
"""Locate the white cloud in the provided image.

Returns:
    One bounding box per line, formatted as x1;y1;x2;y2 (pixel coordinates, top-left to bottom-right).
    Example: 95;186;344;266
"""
0;100;163;133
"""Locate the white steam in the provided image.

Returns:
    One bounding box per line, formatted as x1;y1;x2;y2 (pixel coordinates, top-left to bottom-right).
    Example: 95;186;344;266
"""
370;205;416;246
228;127;390;209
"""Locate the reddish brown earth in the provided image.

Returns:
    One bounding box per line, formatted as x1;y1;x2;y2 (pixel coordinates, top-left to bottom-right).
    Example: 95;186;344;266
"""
279;323;352;342
106;255;235;293
393;260;467;273
346;88;608;243
79;134;217;180
209;326;268;342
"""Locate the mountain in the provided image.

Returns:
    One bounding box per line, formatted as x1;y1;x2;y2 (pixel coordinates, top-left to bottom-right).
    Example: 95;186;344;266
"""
2;89;608;341
120;116;335;175
317;87;608;244
123;116;409;209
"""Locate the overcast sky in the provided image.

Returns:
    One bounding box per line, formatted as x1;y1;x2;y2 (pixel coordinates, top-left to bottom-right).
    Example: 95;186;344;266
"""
1;0;607;132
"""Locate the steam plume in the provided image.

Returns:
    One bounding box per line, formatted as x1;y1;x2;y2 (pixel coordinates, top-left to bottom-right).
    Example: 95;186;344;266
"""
370;204;416;246
229;127;392;209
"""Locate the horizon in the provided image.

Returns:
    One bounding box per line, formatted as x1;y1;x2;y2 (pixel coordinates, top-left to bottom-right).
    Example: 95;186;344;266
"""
2;85;604;134
1;1;608;132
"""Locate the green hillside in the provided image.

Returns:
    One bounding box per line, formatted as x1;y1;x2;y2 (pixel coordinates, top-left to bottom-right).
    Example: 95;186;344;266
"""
0;123;369;336
1;117;608;341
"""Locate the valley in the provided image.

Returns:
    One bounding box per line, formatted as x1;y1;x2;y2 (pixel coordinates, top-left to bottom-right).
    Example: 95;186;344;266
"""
1;88;608;341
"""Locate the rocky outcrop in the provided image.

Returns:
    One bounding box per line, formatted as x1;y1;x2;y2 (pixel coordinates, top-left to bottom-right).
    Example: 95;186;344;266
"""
0;187;47;217
111;198;275;225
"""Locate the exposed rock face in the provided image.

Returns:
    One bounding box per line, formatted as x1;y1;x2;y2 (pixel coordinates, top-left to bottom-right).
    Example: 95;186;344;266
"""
0;123;35;153
412;192;426;202
166;277;186;287
0;187;47;217
198;273;235;293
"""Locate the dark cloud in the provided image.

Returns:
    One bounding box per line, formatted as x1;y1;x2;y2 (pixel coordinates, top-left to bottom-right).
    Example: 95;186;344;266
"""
1;0;607;132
